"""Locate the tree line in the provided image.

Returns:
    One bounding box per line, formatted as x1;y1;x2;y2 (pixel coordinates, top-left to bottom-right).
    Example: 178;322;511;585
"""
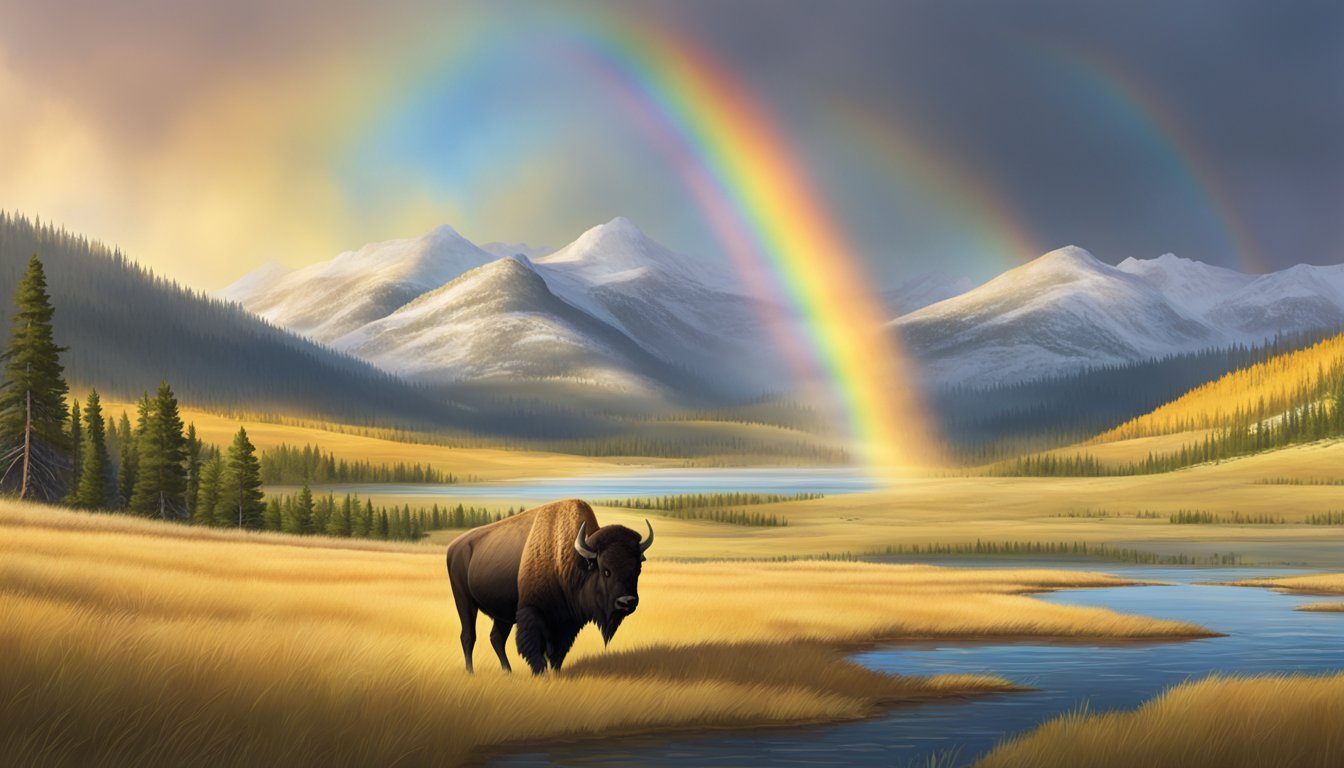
258;442;456;485
594;491;823;510
257;492;523;540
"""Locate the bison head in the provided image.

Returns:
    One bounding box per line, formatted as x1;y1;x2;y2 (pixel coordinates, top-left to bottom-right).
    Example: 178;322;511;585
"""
573;519;653;644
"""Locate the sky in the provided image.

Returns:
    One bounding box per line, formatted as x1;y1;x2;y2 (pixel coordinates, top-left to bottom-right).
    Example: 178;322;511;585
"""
1;0;1340;291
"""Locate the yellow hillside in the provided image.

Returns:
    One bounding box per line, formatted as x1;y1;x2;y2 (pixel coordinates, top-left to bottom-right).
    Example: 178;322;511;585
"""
1093;333;1344;443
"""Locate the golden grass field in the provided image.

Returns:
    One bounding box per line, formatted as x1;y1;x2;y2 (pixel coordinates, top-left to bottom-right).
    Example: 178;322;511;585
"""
0;498;1216;767
974;673;1344;768
398;439;1344;565
104;399;667;481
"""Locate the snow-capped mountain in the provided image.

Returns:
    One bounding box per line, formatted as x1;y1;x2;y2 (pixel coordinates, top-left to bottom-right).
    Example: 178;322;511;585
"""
1115;253;1255;315
1204;264;1344;338
532;218;783;393
218;224;495;343
332;256;674;394
894;247;1218;386
220;217;782;403
896;247;1344;387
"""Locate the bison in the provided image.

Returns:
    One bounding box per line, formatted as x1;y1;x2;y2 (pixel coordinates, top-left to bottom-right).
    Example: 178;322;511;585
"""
445;498;653;674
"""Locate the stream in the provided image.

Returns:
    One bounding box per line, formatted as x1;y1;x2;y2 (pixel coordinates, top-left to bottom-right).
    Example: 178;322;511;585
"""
493;566;1342;767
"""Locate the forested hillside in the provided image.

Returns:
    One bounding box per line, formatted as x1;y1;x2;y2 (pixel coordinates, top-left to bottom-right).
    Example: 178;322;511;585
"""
0;212;463;429
1001;333;1344;477
934;331;1333;460
1093;333;1344;442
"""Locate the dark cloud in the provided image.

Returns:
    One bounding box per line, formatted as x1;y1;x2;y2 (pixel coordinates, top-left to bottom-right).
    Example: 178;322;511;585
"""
2;0;1338;284
649;0;1344;274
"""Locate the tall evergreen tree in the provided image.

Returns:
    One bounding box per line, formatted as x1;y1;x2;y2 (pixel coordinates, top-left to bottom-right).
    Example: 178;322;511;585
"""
129;382;187;519
184;424;204;519
195;449;223;526
263;496;282;531
116;412;136;509
215;427;264;529
65;399;81;501
293;483;315;534
0;255;69;501
72;390;112;508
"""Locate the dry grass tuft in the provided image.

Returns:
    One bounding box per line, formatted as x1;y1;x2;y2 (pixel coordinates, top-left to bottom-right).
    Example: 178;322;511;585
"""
975;673;1344;768
0;499;1210;766
1221;572;1344;596
1296;602;1344;613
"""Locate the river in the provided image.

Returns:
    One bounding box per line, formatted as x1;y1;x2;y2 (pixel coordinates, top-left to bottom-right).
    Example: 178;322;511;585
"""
492;566;1342;767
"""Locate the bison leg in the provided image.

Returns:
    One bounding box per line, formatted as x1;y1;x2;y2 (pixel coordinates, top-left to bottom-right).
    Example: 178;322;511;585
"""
547;628;579;672
490;619;514;673
451;585;478;673
515;607;550;675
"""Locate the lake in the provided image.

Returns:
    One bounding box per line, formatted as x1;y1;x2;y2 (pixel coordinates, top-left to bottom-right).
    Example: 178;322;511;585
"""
297;466;876;501
492;566;1343;767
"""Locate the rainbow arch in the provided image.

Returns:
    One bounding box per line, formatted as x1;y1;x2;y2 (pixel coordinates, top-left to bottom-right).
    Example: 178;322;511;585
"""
354;14;942;474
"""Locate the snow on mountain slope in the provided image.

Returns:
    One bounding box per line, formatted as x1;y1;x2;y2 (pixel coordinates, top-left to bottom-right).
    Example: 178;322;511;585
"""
1116;253;1255;316
533;217;786;394
219;224;495;343
535;217;732;288
882;271;977;316
894;246;1220;385
1205;264;1344;338
331;256;676;394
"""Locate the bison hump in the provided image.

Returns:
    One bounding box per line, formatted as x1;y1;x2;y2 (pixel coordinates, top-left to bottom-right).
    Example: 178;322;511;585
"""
517;499;598;606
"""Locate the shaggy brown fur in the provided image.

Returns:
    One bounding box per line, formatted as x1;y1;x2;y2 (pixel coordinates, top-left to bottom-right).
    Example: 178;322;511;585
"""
446;498;649;675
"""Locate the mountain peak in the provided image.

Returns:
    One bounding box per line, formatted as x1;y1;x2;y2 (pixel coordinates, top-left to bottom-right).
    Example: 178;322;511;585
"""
570;216;649;251
537;216;703;282
1035;245;1101;269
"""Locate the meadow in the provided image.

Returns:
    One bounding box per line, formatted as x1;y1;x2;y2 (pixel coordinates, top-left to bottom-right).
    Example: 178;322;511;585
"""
0;499;1212;767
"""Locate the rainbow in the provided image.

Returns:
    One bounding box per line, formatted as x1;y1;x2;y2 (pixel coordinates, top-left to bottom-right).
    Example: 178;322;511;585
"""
827;102;1044;273
1041;46;1263;272
371;15;939;474
559;18;937;473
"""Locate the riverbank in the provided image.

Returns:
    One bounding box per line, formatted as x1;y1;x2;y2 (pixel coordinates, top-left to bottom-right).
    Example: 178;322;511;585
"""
975;672;1344;768
0;500;1211;766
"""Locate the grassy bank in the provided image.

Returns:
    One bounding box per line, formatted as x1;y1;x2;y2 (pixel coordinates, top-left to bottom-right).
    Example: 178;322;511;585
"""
975;673;1344;768
0;500;1210;766
1220;572;1344;612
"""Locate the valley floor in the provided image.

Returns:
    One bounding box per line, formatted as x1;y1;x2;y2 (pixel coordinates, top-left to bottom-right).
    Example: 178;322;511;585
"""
0;500;1210;767
385;438;1344;567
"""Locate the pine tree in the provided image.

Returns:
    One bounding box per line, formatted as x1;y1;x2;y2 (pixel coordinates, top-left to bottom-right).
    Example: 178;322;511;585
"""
72;390;112;508
65;399;81;502
116;412;136;509
263;497;282;531
0;255;69;501
293;483;315;534
194;450;223;526
215;427;264;529
129;382;187;519
184;424;203;519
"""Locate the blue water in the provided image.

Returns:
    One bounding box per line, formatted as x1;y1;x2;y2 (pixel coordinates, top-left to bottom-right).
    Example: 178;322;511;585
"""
492;567;1344;767
301;467;874;501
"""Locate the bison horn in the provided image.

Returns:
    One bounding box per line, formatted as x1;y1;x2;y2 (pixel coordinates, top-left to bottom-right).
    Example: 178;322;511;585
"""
639;519;654;553
574;522;599;561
